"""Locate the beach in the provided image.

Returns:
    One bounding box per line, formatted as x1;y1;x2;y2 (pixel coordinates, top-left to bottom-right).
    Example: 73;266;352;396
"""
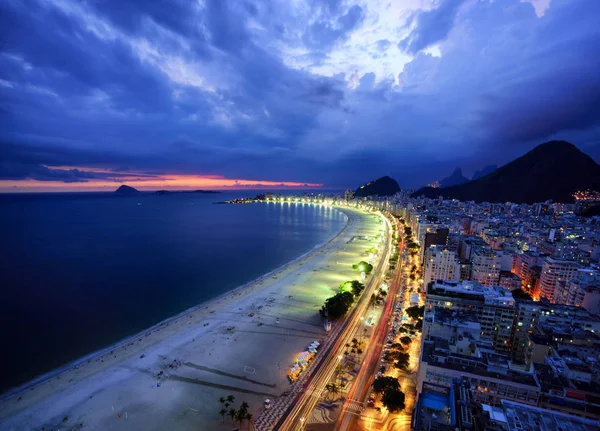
0;206;382;431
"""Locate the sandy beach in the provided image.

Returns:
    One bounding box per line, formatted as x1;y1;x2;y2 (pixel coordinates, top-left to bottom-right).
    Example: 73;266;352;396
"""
0;206;382;431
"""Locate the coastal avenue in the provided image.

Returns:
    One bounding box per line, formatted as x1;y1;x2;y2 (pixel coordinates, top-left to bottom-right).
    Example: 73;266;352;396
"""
275;209;394;431
333;222;406;431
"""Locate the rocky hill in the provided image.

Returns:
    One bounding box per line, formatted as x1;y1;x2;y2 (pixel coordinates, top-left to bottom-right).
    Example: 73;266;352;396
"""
412;141;600;203
354;176;401;197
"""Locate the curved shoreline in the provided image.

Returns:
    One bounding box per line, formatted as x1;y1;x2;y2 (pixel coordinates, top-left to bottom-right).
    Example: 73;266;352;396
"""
0;204;350;402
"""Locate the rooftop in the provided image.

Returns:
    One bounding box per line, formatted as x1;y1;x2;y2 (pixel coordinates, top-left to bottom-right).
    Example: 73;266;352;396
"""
428;280;515;307
501;399;600;431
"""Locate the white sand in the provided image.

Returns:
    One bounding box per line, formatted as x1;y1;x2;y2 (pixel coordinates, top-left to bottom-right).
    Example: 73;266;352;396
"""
0;206;382;431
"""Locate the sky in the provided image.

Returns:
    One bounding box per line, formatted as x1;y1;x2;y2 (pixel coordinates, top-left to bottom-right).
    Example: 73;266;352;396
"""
1;0;600;191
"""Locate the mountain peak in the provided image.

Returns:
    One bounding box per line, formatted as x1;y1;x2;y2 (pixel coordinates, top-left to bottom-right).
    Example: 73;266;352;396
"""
412;140;600;203
354;176;401;197
439;167;469;188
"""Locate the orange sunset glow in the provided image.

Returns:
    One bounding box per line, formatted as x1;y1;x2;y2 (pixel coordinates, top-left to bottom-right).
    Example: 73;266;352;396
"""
0;168;323;192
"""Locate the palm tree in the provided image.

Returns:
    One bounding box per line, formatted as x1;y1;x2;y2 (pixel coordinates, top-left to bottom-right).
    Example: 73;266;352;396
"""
246;412;253;430
335;363;346;384
329;383;340;400
226;395;235;405
229;408;237;424
238;401;249;427
219;408;227;423
325;383;336;400
219;396;226;407
236;409;246;428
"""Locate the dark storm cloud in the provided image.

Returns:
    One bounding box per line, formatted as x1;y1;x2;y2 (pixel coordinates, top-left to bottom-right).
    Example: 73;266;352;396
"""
0;2;172;113
398;0;466;54
0;162;96;183
1;0;600;190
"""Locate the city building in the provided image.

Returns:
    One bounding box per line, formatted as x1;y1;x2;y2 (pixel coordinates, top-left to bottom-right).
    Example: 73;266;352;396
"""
471;248;502;286
537;257;580;301
425;280;516;354
553;268;600;311
423;246;461;287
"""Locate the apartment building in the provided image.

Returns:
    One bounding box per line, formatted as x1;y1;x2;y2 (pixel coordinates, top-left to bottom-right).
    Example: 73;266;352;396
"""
423;245;461;287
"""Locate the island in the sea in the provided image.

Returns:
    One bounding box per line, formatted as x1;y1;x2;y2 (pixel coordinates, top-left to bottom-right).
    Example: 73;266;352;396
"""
114;184;140;194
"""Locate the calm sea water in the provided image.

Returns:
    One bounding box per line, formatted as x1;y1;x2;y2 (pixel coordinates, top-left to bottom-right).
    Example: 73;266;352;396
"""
0;191;346;393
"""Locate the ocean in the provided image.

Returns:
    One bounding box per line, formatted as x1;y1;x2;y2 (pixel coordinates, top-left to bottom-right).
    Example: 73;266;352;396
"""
0;191;346;393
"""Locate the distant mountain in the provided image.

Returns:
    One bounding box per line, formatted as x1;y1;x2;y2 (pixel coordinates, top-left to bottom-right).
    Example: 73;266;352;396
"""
354;176;401;197
412;141;600;203
114;185;139;194
439;167;469;188
472;164;498;181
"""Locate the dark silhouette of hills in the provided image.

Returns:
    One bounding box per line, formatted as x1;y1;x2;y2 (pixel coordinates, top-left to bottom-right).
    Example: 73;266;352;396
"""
114;185;139;194
472;164;497;181
355;176;401;197
439;167;469;188
412;141;600;203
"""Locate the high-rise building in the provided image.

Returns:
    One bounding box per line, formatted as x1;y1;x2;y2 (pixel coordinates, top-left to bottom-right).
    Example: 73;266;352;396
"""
471;248;502;286
512;251;546;293
510;301;541;365
553;268;600;308
423;246;460;287
499;271;522;291
425;280;516;354
537;257;580;301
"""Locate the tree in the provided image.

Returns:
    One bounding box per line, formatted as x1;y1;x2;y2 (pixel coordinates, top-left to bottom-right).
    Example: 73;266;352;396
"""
393;352;410;370
340;280;365;297
352;261;373;274
323;292;354;318
381;388;406;412
219;408;227;423
372;376;400;397
325;382;339;400
335;363;346;384
350;280;365;296
226;395;235;405
405;305;424;320
400;336;412;345
370;293;377;307
228;408;237;424
245;412;253;431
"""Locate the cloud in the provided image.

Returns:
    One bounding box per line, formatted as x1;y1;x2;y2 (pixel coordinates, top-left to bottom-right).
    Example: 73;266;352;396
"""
1;0;600;191
302;5;365;49
398;0;467;55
